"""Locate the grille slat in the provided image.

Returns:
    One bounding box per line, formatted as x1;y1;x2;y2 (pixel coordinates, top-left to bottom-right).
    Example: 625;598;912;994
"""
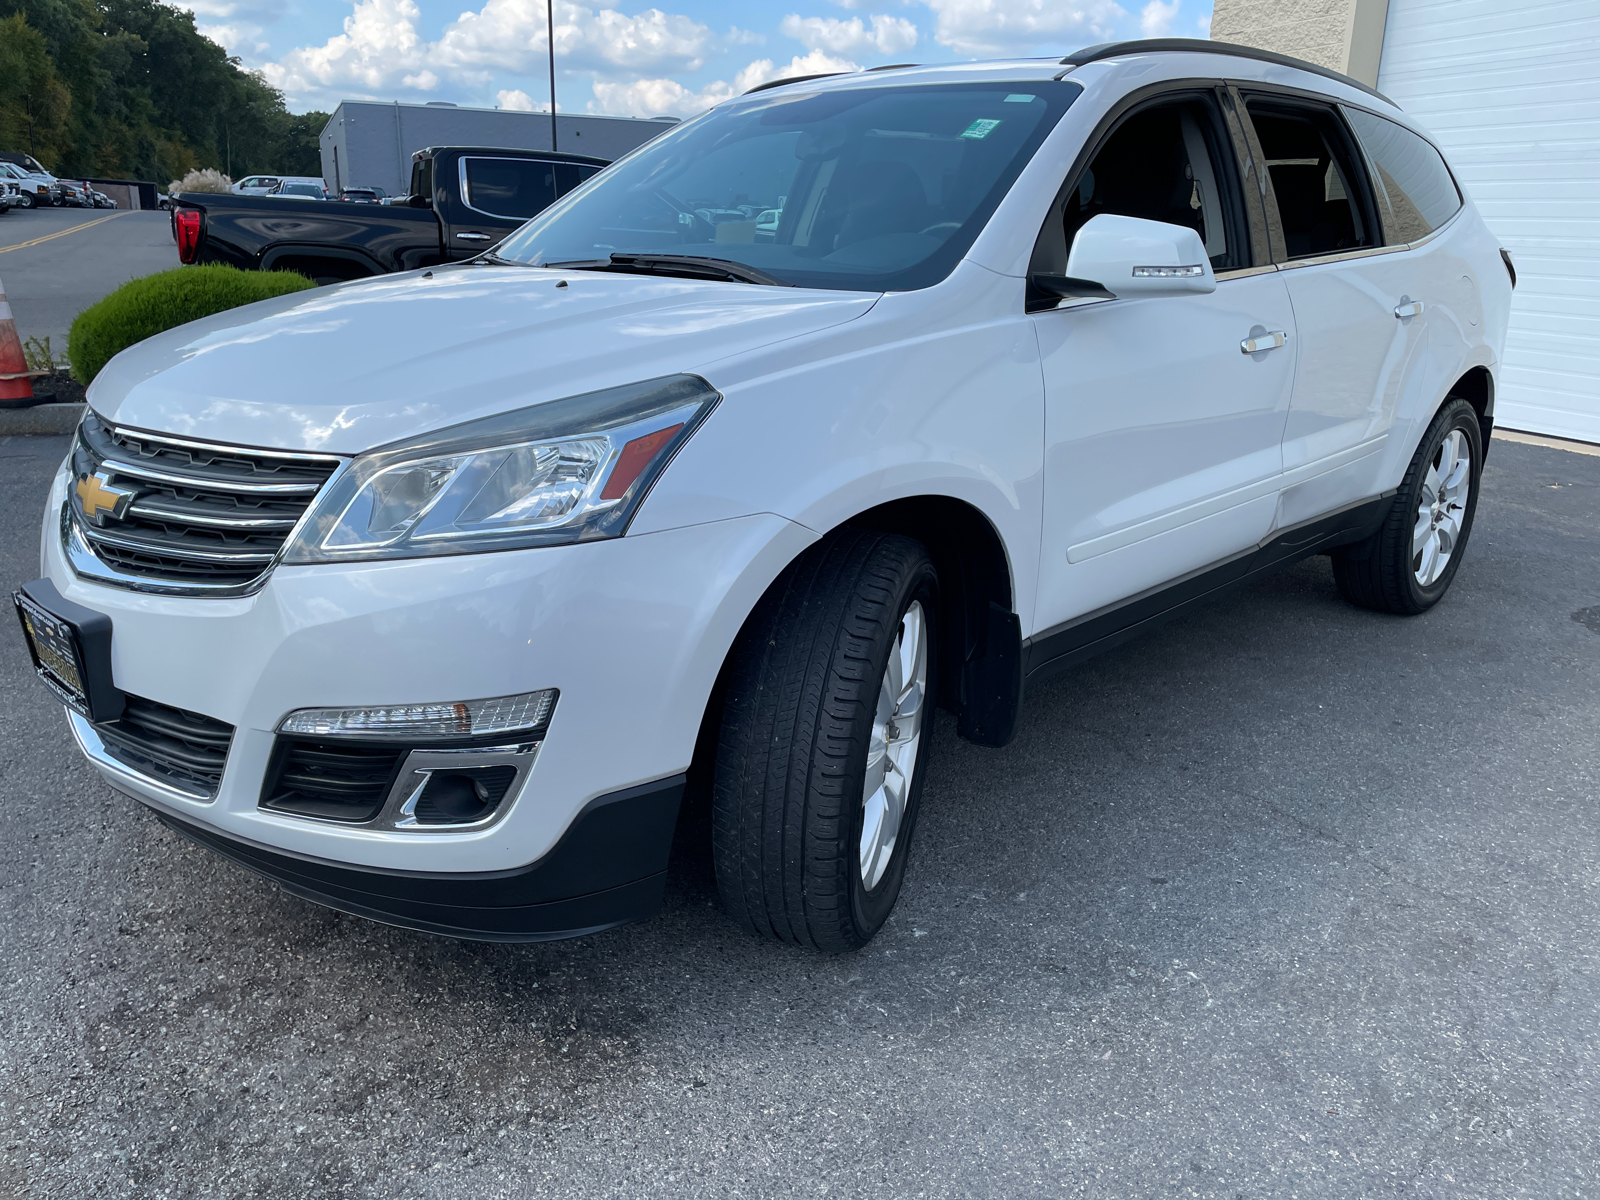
126;497;300;532
94;694;235;798
71;414;342;592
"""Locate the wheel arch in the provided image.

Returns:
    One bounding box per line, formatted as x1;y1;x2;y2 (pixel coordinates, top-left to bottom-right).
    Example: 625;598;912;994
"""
686;492;1022;830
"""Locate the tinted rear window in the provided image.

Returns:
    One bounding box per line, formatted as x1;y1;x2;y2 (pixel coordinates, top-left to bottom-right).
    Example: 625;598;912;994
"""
1344;109;1461;243
463;157;558;219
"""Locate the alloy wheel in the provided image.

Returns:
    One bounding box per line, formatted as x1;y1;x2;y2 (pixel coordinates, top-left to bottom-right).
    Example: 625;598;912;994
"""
1412;428;1472;587
859;600;928;891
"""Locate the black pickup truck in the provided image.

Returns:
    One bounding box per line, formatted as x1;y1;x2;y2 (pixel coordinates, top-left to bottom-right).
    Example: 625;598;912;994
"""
171;145;608;283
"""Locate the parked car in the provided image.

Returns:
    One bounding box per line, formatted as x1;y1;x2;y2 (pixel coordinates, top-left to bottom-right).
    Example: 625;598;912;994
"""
91;189;116;209
0;181;17;212
169;146;607;283
336;187;382;204
267;181;327;200
232;175;283;195
57;180;92;207
20;42;1511;950
0;159;54;208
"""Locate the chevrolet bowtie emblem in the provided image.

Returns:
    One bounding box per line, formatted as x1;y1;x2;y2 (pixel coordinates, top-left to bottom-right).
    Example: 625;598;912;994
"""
75;470;136;524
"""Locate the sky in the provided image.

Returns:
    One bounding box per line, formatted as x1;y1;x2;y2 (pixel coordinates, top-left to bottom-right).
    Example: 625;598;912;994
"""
181;0;1216;118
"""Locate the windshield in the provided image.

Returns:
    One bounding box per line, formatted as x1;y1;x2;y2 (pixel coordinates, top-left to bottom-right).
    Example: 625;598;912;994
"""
495;80;1080;291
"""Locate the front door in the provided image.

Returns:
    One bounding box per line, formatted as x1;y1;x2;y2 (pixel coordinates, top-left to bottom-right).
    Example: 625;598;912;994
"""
1031;91;1297;638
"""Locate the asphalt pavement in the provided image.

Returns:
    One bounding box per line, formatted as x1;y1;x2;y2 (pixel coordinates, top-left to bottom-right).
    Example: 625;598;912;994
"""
1;432;1596;1199
0;209;177;353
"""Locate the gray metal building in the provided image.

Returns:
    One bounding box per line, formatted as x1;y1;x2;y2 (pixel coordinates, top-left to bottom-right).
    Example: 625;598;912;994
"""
318;102;679;197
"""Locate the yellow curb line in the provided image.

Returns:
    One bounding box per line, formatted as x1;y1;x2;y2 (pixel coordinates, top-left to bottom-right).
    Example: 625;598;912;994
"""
1494;428;1600;458
0;211;128;256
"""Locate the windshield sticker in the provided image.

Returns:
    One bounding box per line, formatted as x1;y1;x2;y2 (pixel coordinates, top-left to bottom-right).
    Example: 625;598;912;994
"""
1004;94;1035;103
961;119;1002;140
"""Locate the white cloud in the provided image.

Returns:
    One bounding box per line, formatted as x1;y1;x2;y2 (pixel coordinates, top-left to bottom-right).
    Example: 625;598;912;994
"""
1197;12;1211;36
589;51;859;118
497;88;544;111
263;0;716;104
196;21;269;56
1139;0;1179;36
591;76;737;116
261;0;427;95
779;13;919;56
434;0;714;81
921;0;1125;57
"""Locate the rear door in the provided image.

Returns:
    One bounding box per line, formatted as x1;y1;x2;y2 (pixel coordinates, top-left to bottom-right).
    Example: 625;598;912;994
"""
1236;89;1450;526
439;154;563;259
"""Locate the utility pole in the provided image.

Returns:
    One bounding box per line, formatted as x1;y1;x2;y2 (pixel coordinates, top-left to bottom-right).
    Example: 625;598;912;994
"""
547;0;557;151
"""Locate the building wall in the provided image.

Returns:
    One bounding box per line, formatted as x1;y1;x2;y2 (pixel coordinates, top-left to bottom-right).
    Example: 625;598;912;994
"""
319;104;677;198
1209;0;1392;86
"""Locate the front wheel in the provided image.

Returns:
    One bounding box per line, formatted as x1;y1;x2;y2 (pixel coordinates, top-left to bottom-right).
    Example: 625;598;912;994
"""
1333;398;1483;614
712;531;938;952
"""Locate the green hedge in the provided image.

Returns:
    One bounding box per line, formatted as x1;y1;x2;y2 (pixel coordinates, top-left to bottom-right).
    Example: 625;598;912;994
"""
69;265;316;385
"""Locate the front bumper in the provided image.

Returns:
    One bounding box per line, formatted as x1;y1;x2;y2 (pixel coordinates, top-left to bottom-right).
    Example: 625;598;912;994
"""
40;461;813;880
152;775;686;942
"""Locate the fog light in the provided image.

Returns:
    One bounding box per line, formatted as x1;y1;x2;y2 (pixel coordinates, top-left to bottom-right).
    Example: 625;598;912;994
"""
410;766;518;825
278;689;556;741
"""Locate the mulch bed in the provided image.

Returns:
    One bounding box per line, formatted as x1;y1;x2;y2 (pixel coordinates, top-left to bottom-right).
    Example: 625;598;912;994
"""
5;371;86;408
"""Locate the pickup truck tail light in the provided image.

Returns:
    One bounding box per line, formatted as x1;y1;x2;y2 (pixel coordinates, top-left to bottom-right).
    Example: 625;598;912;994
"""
173;209;202;263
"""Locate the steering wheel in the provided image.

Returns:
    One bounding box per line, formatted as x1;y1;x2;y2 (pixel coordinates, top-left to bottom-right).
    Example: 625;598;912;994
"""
653;190;717;240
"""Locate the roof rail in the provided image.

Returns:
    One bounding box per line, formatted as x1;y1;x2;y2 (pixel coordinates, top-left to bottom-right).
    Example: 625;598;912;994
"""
744;72;846;95
1057;38;1393;104
866;63;920;72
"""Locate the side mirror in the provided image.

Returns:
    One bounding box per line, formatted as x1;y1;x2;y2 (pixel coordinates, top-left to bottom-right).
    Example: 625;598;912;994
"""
408;193;432;209
1055;213;1217;301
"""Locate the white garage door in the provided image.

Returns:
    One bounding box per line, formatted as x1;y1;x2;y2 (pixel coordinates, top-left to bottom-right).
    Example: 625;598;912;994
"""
1378;0;1600;443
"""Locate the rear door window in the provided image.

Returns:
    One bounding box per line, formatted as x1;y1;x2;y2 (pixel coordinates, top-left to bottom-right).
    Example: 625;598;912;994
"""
461;157;558;220
1342;108;1462;243
1243;100;1377;260
554;163;600;197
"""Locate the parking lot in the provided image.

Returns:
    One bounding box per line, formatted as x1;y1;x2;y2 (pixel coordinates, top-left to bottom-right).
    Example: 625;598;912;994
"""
1;428;1595;1198
0;209;177;349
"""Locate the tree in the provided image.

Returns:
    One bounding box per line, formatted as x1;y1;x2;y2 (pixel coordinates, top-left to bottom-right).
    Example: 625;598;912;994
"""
0;13;73;167
0;0;329;181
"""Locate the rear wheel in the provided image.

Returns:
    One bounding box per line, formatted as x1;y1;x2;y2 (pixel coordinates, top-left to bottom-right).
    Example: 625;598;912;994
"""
712;531;938;952
1332;398;1483;614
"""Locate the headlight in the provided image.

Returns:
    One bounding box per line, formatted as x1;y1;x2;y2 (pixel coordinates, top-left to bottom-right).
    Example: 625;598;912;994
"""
283;375;718;563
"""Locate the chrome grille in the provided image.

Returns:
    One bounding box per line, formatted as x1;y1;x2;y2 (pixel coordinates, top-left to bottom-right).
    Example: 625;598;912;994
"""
67;413;343;594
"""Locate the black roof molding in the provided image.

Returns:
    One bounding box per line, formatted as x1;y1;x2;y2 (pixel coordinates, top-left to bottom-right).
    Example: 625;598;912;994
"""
867;63;920;72
1058;38;1394;104
744;72;846;95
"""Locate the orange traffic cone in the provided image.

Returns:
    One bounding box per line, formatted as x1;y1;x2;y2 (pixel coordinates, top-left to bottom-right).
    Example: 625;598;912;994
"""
0;272;51;408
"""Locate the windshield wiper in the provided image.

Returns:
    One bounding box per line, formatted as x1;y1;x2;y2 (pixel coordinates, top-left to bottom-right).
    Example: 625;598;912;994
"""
531;254;792;287
607;253;792;287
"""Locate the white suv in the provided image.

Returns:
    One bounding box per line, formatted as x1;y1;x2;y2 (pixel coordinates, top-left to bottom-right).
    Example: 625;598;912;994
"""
18;41;1512;950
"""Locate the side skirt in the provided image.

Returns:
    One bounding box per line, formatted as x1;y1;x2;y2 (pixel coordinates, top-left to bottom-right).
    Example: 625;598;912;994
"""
1023;493;1394;685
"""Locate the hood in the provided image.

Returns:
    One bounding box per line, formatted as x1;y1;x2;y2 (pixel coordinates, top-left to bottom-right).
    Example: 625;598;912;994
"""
88;266;880;454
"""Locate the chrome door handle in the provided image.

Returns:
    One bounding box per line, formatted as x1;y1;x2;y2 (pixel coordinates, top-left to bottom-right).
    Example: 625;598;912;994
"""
1394;297;1424;319
1240;329;1288;354
455;232;492;241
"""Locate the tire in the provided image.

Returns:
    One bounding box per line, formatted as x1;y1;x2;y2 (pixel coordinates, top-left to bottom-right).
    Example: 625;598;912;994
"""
17;193;34;210
712;531;939;952
1332;398;1483;615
